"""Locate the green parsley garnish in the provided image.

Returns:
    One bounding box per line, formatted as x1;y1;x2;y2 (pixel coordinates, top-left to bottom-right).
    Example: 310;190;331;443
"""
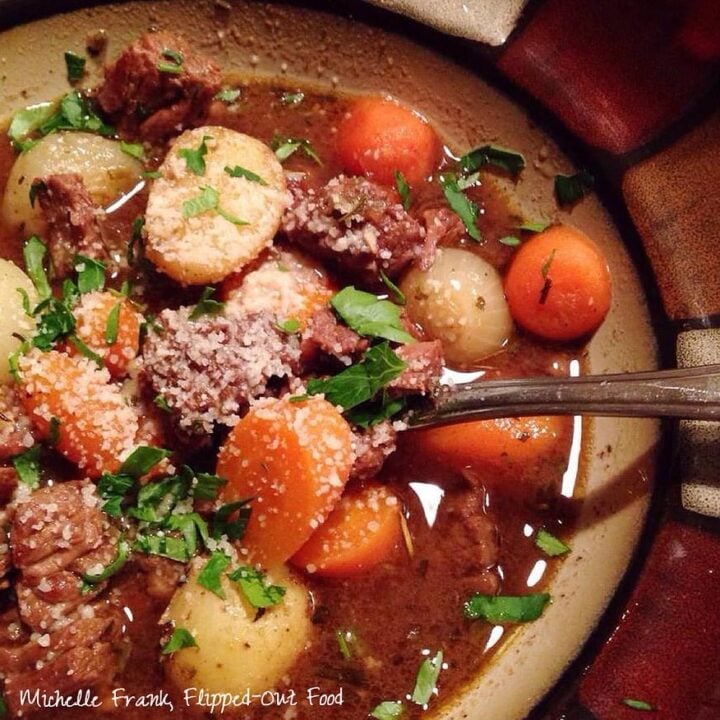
67;335;103;367
120;141;146;161
64;51;86;83
105;302;121;345
370;701;403;719
215;87;241;103
197;551;231;599
306;342;406;411
280;91;304;106
275;318;301;334
11;446;41;489
336;629;354;660
555;170;594;206
189;286;225;320
518;220;550;233
535;529;570;557
460;144;526;177
192;473;227;501
179;135;211;176
75;254;106;293
271;135;322;164
622;699;654;711
499;236;521;247
411;650;443;706
157;48;184;74
330;287;413;344
182;185;248;226
212;498;252;541
81;536;130;585
463;593;551;623
23;236;51;300
379;270;406;306
394;170;411;211
228;566;286;608
438;172;481;242
120;446;171;478
162;628;198;655
154;394;172;412
224;165;267;185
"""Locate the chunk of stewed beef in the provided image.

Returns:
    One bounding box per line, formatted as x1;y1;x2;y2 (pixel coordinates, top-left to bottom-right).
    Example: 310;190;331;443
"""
141;308;301;435
0;386;34;462
300;306;369;368
0;481;126;711
135;554;186;602
350;421;398;481
390;340;443;395
282;174;427;286
96;30;222;141
32;173;107;278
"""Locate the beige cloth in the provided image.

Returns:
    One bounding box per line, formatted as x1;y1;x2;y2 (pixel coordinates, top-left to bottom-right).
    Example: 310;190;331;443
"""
364;0;529;46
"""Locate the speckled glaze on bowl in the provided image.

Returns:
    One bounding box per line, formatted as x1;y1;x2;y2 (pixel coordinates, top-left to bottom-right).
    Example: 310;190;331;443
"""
0;1;674;718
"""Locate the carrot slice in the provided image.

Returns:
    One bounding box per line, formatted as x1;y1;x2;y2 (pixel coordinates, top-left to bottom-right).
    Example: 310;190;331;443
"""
216;396;354;566
417;416;570;473
292;483;402;577
503;225;612;342
69;291;142;377
336;96;440;186
19;349;139;477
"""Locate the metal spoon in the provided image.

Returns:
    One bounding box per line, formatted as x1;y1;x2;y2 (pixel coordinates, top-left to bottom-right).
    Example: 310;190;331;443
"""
408;364;720;428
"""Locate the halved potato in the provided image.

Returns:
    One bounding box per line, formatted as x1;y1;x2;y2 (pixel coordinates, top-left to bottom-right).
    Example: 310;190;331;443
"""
0;259;37;384
145;127;288;285
162;560;313;696
1;132;143;235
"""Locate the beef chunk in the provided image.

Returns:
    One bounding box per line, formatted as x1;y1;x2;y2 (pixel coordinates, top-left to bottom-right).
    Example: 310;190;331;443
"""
0;481;126;711
136;555;185;601
142;308;301;434
351;421;398;481
282;175;427;286
0;386;34;462
421;207;465;252
96;31;222;141
300;306;369;368
33;173;106;278
390;341;443;395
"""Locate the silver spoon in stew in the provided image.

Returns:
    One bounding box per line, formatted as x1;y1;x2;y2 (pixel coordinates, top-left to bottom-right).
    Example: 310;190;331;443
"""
408;364;720;428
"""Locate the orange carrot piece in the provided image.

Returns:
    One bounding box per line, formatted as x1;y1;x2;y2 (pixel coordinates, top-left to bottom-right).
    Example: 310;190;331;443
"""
69;291;142;377
216;396;354;566
336;96;440;186
504;225;612;342
292;483;402;577
417;415;570;473
19;349;139;478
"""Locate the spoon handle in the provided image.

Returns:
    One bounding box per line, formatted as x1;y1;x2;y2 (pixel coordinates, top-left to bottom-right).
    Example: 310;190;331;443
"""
408;364;720;428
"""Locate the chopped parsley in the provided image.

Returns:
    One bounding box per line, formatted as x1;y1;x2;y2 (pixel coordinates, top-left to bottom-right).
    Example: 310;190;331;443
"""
120;446;171;478
182;185;248;226
197;551;231;599
228;566;286;608
162;628;198;655
31;297;76;350
535;529;570;557
499;235;521;247
344;394;405;429
153;394;172;413
280;91;304;106
67;335;103;367
438;172;481;242
622;699;654;712
81;536;130;584
212;498;252;541
192;473;227;501
105;302;121;344
179;136;211;176
142;170;162;180
7;102;56;152
306;342;406;412
460;144;525;177
394;170;411;210
64;51;86;83
336;629;354;660
120;141;146;161
379;269;405;306
23;236;51;300
370;701;403;719
330;287;413;344
275;318;301;334
157;48;184;74
224;165;267;185
11;446;41;489
555;170;595;206
189;286;225;320
411;650;443;706
215;87;241;103
271;135;322;164
519;220;550;233
75;254;106;293
464;593;551;623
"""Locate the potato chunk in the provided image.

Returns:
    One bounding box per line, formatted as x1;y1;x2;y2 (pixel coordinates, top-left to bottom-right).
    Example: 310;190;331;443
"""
401;247;513;368
145;127;288;285
162;561;313;696
1;132;143;235
0;260;36;384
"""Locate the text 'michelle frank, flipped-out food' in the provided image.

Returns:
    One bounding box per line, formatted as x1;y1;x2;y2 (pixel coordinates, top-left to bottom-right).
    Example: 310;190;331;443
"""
0;30;612;720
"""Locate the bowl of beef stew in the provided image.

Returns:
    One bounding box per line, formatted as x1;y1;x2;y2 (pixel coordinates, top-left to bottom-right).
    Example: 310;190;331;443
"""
0;2;666;719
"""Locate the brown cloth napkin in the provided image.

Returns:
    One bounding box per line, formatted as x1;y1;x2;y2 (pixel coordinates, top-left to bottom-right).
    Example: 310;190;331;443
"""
364;0;529;46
